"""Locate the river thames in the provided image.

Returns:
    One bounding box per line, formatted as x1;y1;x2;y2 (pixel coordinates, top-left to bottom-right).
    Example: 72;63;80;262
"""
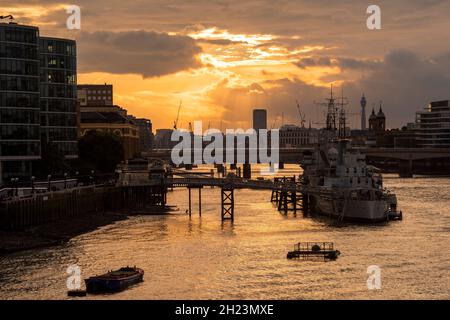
0;166;449;300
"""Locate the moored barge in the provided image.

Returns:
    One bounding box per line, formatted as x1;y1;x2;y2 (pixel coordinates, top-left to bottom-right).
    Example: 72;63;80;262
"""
85;267;144;293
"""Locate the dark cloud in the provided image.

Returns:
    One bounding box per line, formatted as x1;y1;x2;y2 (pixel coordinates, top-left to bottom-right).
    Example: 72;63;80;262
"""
206;77;329;128
196;39;244;46
296;57;334;68
208;50;450;129
17;0;450;58
9;0;450;127
354;50;450;126
296;56;380;70
77;30;202;77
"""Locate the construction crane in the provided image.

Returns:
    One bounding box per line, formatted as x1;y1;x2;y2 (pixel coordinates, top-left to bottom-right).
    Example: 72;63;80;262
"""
271;117;278;130
173;101;182;130
296;100;306;128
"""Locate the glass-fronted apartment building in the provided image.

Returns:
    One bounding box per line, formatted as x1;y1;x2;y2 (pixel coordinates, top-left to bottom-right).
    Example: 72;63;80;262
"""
0;22;77;184
416;100;450;148
0;23;41;183
39;37;78;158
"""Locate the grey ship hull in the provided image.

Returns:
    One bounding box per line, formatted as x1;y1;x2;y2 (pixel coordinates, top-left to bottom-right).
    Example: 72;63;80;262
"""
309;194;388;222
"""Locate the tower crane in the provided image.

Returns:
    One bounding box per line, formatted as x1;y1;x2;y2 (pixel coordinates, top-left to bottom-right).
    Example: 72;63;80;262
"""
173;101;182;130
271;118;278;130
296;100;306;128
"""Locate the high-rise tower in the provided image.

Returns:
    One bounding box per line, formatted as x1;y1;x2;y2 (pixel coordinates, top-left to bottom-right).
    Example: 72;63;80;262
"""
252;109;267;132
360;94;367;130
0;22;40;183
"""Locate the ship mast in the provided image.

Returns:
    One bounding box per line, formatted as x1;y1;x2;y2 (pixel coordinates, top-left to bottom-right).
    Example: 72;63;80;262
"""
338;87;348;139
315;84;337;132
327;85;337;131
315;84;348;137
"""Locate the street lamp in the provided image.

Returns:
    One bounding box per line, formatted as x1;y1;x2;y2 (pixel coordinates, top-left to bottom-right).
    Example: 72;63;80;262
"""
12;178;19;197
10;178;15;197
47;174;52;192
31;176;35;194
75;171;79;187
91;170;95;185
64;173;68;189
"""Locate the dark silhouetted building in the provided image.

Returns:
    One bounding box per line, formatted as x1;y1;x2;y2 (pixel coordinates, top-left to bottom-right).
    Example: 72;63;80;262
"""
279;124;319;148
79;105;140;160
0;22;78;184
77;84;113;106
129;116;153;152
252;109;267;132
39;37;78;159
1;23;40;183
154;129;174;149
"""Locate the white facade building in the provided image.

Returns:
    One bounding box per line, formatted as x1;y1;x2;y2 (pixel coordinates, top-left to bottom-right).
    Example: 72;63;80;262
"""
416;100;450;148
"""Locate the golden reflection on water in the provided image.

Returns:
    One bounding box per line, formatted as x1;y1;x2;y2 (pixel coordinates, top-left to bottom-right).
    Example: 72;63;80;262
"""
0;166;449;300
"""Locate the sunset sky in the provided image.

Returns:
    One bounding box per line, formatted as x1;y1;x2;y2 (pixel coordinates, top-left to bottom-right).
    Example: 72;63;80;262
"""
2;0;450;130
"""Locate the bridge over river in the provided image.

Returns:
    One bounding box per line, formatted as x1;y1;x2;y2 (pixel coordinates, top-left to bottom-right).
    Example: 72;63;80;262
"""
146;147;450;177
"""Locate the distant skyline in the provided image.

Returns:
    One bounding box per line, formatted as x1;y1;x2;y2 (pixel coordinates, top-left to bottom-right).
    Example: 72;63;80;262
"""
3;0;450;130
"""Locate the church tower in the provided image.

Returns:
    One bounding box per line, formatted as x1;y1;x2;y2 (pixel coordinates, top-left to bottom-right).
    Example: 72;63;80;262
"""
376;103;386;131
369;102;386;132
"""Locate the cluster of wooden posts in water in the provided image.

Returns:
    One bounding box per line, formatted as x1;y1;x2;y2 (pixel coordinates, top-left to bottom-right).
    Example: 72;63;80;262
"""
271;176;309;215
182;175;309;223
0;184;167;230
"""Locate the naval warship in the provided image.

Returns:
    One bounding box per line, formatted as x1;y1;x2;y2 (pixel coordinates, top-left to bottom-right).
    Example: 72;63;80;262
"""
299;87;401;222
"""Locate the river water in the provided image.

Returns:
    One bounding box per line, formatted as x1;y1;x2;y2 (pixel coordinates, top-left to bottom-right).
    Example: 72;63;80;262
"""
0;165;449;300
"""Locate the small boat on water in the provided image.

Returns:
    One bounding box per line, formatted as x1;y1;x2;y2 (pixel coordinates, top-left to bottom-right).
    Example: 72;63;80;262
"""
85;266;144;293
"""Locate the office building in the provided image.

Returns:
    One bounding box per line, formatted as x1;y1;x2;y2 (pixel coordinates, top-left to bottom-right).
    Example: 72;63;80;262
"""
253;109;267;132
79;104;140;160
77;84;141;159
154;129;174;149
77;84;113;106
39;37;78;158
279;125;319;148
416;100;450;148
0;22;41;183
128;116;153;152
0;21;78;184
